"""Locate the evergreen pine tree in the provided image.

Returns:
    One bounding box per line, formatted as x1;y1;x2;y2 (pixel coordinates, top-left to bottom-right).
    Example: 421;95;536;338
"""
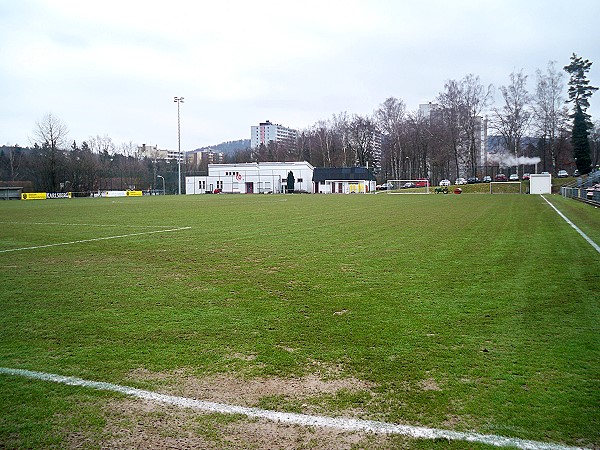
564;53;598;174
572;105;592;172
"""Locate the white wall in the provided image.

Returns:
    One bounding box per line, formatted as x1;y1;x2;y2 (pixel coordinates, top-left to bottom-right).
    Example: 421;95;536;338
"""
186;162;314;194
529;174;552;194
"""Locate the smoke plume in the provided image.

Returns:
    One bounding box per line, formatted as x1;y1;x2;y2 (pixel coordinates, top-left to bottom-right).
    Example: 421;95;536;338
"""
488;153;541;167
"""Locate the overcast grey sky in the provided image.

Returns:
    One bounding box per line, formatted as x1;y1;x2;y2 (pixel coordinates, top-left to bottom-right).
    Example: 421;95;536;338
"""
1;0;599;151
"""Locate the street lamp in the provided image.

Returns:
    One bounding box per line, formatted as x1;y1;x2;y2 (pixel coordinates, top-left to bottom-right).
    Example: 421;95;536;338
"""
156;174;165;195
406;156;411;180
174;96;184;194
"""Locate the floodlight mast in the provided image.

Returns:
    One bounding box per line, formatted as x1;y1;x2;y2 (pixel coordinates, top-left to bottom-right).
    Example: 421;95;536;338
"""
174;96;184;195
156;174;165;195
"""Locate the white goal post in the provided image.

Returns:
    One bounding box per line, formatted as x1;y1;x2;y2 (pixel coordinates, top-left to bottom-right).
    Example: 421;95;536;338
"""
385;180;430;194
490;181;522;194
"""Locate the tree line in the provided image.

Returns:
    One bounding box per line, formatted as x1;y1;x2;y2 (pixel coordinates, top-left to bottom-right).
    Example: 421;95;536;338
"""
246;56;597;182
0;123;178;194
1;54;598;193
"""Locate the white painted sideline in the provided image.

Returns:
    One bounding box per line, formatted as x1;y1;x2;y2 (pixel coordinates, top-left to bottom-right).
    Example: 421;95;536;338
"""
0;221;183;228
541;196;600;254
0;367;586;450
0;227;192;253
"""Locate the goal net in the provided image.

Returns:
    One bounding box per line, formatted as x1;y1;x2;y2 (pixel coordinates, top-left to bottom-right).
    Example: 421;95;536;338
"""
490;181;522;194
385;180;430;194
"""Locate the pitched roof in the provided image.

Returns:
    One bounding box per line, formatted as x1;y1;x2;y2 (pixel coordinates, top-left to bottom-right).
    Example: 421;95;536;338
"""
313;167;376;182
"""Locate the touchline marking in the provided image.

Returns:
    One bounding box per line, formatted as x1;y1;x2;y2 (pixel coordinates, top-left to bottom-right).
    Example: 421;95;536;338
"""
0;227;191;253
0;367;586;450
0;221;183;229
541;195;600;254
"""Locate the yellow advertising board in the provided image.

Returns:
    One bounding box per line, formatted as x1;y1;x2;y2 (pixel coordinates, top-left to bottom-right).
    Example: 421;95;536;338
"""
21;192;73;200
126;190;143;196
21;192;47;200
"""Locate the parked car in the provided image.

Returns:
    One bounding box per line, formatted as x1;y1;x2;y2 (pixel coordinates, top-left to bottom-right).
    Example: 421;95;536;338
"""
572;169;580;177
467;177;480;184
402;182;416;189
494;173;507;181
482;175;492;183
377;182;394;190
415;178;429;187
557;169;568;178
509;173;519;181
522;173;530;180
455;177;467;185
439;179;451;187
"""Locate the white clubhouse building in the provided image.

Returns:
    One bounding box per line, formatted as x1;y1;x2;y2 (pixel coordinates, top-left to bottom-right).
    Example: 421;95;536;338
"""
186;162;314;194
185;162;377;195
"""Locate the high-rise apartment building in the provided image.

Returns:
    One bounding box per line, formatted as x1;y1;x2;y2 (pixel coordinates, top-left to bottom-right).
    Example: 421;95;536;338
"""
250;120;297;149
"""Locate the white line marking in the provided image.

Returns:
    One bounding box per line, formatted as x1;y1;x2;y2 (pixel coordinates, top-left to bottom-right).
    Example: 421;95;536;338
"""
541;196;600;254
0;221;182;229
0;227;191;253
0;367;586;450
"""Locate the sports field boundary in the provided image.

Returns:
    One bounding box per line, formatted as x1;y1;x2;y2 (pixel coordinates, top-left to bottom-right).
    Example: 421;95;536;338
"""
0;367;587;450
0;221;184;228
541;195;600;254
0;226;192;253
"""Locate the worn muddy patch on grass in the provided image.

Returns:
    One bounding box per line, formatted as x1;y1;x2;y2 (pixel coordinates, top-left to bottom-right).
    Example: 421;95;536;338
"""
127;368;375;408
63;397;397;450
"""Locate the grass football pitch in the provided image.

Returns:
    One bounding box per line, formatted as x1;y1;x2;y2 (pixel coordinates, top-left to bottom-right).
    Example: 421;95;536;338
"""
0;193;598;449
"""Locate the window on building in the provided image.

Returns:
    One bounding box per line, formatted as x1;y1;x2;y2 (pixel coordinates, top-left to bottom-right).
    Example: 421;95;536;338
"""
297;178;303;183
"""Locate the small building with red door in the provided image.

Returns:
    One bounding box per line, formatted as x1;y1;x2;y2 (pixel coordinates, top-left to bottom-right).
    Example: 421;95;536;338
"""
313;167;376;194
185;161;314;194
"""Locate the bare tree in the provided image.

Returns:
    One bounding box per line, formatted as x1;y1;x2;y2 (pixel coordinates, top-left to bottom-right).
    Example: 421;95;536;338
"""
375;97;406;179
2;145;24;182
436;79;465;178
88;135;115;155
590;120;600;169
347;114;377;168
296;129;317;166
532;61;570;172
491;70;532;173
437;75;492;178
32;113;69;151
405;109;435;179
119;141;137;157
331;112;352;166
461;74;493;176
30;113;69;191
314;120;335;167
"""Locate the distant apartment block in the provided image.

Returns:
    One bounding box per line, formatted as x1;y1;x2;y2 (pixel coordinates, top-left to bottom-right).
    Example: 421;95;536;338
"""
186;149;225;168
137;144;183;162
250;120;297;149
